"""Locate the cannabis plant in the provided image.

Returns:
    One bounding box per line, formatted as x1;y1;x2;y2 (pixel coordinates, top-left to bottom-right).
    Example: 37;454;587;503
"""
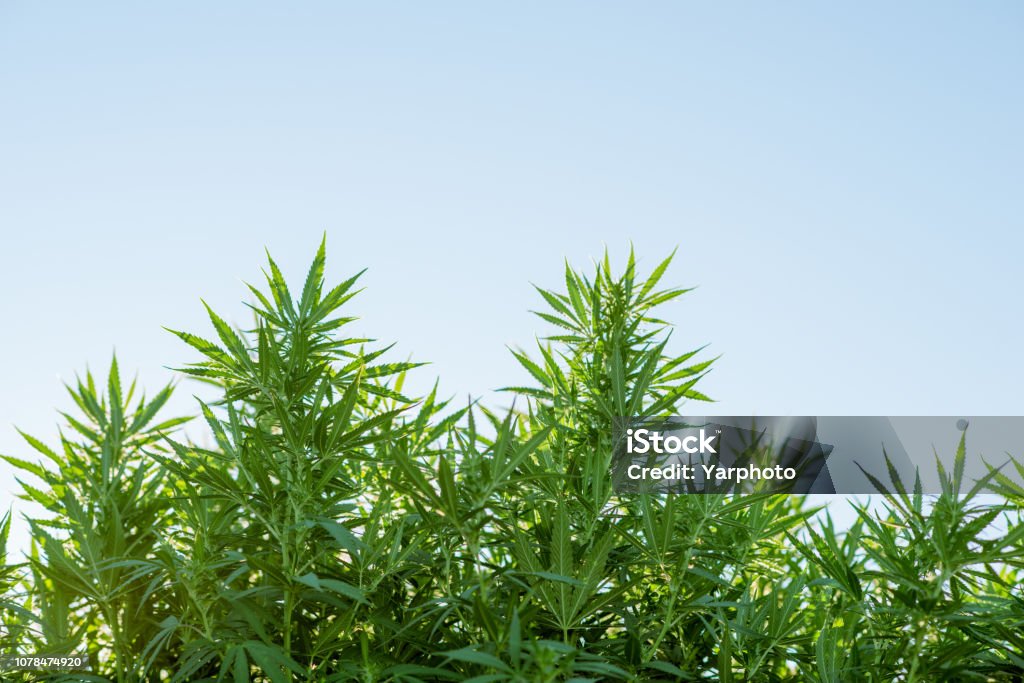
3;361;188;681
3;237;1022;682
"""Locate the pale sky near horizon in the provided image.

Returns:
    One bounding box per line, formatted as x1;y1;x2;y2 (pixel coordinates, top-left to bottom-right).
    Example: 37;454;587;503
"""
2;3;1022;553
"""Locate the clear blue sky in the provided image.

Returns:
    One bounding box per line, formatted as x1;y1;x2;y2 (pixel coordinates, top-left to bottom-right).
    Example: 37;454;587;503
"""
2;3;1022;550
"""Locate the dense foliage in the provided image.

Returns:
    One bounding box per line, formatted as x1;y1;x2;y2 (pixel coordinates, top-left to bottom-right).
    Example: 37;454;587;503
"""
3;240;1023;682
